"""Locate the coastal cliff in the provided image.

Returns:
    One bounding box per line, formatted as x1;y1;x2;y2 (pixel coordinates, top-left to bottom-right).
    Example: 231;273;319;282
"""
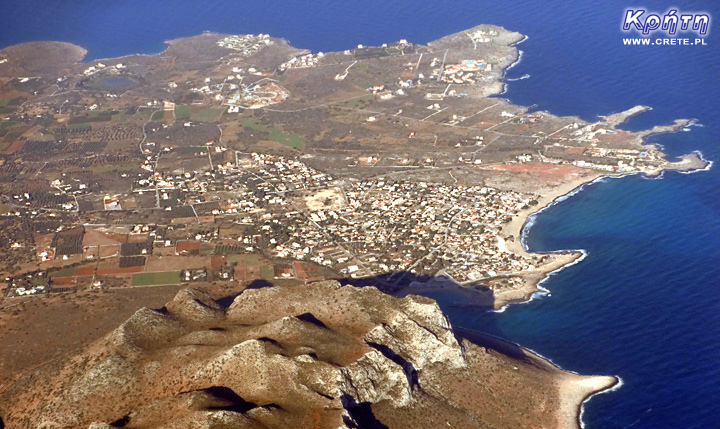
0;281;614;428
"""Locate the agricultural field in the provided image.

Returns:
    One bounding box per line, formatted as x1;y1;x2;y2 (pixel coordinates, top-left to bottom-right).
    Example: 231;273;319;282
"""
214;244;244;254
131;271;181;286
0;121;16;136
240;118;304;149
0;98;15;114
179;146;207;154
48;266;77;278
227;253;274;281
92;163;137;174
67;123;91;131
175;104;192;120
259;265;274;280
194;107;225;123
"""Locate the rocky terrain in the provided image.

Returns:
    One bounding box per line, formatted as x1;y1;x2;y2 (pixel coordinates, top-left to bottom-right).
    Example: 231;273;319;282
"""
0;281;612;428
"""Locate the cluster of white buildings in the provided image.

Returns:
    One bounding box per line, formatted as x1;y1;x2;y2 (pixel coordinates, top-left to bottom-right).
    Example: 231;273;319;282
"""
278;52;324;71
217;34;273;56
189;153;544;283
48;149;545;285
314;180;540;282
468;29;498;44
82;62;125;76
439;60;492;84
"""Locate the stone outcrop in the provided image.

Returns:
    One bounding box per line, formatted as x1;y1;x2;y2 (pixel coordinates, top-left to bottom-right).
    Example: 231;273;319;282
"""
0;281;569;428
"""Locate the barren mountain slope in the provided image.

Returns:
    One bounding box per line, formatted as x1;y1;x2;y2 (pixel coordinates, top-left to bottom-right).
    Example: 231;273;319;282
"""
0;282;577;428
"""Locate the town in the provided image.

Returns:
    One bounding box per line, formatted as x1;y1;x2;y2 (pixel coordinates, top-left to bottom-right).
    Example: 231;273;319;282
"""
2;151;543;298
0;25;701;308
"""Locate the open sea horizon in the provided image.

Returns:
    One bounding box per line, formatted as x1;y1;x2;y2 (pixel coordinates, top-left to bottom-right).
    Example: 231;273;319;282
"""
2;1;718;427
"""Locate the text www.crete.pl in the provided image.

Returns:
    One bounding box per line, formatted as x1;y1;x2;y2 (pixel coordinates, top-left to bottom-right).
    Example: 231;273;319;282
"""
623;38;708;46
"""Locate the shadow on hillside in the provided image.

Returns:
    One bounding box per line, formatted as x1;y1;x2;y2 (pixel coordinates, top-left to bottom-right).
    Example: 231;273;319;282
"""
109;415;129;427
454;327;530;362
339;272;516;360
341;394;389;429
338;271;496;309
348;274;534;364
216;279;273;307
204;386;259;414
212;272;535;371
216;271;498;322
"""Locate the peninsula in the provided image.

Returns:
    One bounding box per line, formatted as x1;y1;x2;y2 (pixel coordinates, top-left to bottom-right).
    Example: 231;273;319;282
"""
0;24;705;428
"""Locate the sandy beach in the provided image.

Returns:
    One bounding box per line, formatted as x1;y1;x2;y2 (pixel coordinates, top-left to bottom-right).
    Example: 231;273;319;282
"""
492;171;603;309
394;169;604;310
396;148;708;311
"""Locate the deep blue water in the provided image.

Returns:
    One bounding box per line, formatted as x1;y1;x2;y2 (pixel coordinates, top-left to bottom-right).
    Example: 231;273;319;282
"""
2;1;719;428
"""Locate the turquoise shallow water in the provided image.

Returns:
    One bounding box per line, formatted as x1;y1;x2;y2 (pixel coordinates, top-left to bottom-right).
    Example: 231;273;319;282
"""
2;1;718;427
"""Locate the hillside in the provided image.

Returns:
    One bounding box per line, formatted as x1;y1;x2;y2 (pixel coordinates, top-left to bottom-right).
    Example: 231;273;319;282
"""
0;281;614;428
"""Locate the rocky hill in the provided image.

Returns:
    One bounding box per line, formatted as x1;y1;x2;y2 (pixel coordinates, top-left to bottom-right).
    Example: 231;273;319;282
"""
0;41;87;77
0;282;613;428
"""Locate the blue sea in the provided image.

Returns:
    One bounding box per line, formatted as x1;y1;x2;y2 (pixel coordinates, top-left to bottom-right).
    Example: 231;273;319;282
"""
2;1;718;427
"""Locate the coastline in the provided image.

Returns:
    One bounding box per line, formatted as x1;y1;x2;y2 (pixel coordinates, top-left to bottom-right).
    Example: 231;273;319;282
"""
395;147;709;312
559;372;620;429
496;33;527;95
494;171;603;309
1;21;714;428
448;31;708;311
393;170;603;310
493;147;709;310
455;328;619;429
395;147;712;426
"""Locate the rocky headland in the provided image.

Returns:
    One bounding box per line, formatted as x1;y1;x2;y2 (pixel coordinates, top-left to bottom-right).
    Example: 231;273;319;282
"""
0;282;615;428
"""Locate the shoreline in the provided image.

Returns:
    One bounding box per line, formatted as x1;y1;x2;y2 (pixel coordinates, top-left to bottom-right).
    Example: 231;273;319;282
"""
493;148;710;310
559;371;620;429
456;328;619;429
1;22;712;428
395;154;711;427
496;34;527;96
393;169;606;310
396;149;710;311
494;172;602;309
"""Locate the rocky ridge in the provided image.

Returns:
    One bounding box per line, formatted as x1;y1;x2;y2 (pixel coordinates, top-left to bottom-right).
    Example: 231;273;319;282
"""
0;281;589;428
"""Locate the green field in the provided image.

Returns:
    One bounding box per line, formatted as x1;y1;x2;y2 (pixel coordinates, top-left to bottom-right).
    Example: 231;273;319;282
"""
175;104;192;120
150;110;165;121
93;164;137;174
67;123;91;131
132;271;181;286
50;266;76;278
179;146;206;154
0;100;13;114
215;244;243;254
0;121;16;132
31;277;49;287
341;95;373;109
240;118;304;149
228;253;264;266
260;265;274;280
194;108;225;123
